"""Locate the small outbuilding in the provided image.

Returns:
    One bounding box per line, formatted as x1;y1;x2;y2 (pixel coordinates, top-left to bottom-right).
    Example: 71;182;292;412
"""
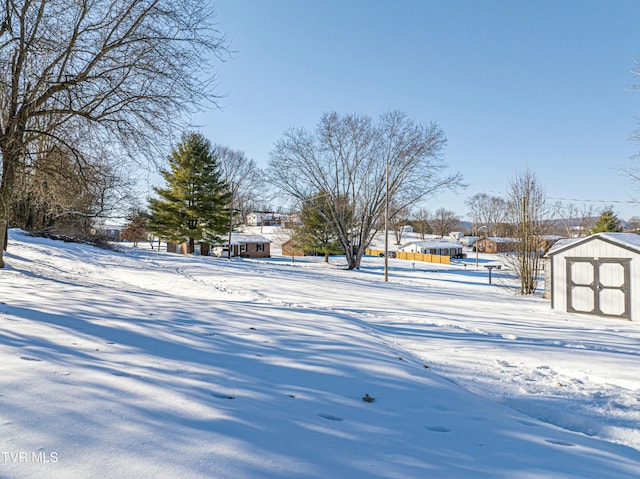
545;233;640;321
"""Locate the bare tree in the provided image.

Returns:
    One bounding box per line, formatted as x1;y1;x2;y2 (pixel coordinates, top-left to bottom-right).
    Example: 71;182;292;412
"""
388;203;411;245
431;207;460;238
555;202;594;237
213;145;261;258
0;0;228;267
412;208;431;239
506;169;553;295
10;137;130;237
465;193;508;237
269;111;463;270
120;209;149;247
627;215;640;233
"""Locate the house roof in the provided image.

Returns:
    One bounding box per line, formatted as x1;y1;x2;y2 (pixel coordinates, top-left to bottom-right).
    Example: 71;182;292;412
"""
546;232;640;256
400;240;462;250
539;235;565;241
208;233;272;246
481;237;518;243
229;233;272;245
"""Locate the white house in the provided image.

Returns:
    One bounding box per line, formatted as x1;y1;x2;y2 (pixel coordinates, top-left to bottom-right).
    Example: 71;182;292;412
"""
246;212;282;227
399;239;465;258
93;224;123;241
545;233;640;321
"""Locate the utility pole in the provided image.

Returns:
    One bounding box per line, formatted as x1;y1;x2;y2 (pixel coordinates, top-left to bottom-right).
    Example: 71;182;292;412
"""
384;162;389;282
475;224;487;268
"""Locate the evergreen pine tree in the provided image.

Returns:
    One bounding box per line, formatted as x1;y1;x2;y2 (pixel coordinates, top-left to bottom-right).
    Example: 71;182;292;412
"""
148;133;231;253
591;208;622;234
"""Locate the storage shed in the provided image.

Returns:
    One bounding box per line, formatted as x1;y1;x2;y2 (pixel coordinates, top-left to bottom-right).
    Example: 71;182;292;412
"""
545;233;640;320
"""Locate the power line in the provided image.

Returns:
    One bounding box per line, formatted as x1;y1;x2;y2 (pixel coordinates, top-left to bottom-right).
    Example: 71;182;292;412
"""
467;188;640;205
547;196;640;205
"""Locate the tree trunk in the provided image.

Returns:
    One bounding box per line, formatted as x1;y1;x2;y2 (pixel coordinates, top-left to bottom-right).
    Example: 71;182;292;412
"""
0;145;19;268
344;243;356;270
0;217;7;267
227;192;234;260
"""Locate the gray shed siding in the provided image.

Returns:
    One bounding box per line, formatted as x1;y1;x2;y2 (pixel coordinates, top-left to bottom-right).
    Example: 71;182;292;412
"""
549;235;640;320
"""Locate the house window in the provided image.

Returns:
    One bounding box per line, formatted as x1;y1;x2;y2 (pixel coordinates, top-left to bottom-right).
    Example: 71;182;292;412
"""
256;243;265;252
240;244;247;253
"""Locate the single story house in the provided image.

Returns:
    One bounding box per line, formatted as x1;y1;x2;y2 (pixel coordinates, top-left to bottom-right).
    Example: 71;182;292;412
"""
399;240;465;258
210;233;272;258
167;233;272;258
545;232;640;320
476;236;564;254
246;212;283;227
475;237;519;254
93;225;122;241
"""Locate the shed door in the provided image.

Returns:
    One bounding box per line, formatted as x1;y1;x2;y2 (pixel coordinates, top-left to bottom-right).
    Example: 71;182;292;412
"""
566;258;630;319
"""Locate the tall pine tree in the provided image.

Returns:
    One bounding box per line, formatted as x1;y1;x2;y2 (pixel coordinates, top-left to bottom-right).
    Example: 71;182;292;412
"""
148;133;231;253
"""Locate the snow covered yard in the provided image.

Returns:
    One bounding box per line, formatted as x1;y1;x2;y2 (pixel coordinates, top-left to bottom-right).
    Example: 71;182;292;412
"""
0;230;639;478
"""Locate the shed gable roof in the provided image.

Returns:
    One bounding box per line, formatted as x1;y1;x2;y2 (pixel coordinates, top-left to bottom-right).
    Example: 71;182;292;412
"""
546;232;640;257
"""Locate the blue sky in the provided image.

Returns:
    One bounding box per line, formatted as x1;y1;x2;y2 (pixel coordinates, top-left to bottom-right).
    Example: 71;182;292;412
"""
191;0;640;220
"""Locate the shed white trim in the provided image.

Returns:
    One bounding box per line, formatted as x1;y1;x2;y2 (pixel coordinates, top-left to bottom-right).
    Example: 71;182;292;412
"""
546;233;640;320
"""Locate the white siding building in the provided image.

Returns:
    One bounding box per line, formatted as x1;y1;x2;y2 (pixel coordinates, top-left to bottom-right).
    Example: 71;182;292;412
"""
399;240;465;258
546;233;640;321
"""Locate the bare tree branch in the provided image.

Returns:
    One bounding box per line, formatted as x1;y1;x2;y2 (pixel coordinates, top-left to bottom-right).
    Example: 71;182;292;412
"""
0;0;228;266
269;110;463;270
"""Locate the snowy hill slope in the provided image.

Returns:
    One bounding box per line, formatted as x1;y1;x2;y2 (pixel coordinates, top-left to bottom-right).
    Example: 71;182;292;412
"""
0;230;639;478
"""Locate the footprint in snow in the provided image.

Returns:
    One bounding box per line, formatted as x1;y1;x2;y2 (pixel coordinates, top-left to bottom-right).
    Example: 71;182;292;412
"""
425;425;452;433
111;371;140;378
545;439;575;447
211;393;235;400
318;413;344;422
20;356;42;362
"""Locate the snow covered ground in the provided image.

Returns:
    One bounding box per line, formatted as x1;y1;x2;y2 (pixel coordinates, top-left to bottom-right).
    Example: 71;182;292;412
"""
0;228;639;478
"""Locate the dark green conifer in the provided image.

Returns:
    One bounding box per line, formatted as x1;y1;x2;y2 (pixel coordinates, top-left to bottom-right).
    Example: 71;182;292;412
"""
148;133;231;253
